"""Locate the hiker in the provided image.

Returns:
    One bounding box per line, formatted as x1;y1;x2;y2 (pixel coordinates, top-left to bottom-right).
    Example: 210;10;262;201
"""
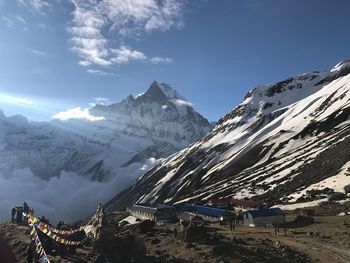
40;216;49;225
16;207;23;224
11;207;16;222
101;211;107;226
57;221;64;230
23;202;30;214
174;227;177;238
284;227;287;237
230;221;235;234
274;225;280;236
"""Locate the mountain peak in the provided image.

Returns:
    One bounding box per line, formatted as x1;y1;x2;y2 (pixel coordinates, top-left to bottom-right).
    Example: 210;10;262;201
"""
137;81;186;104
121;94;135;104
331;59;350;72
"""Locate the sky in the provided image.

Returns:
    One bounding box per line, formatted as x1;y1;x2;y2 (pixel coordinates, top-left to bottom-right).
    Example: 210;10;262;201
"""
1;0;350;122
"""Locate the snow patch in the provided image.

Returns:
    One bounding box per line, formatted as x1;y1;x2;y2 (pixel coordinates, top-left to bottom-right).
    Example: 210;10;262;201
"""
119;215;139;225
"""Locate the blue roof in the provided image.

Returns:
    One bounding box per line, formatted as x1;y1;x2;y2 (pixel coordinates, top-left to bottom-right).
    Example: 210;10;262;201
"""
182;204;233;218
246;208;284;218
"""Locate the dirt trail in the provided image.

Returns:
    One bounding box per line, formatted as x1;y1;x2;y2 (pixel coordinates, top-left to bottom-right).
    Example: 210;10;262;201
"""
214;215;350;263
1;213;349;262
230;228;349;263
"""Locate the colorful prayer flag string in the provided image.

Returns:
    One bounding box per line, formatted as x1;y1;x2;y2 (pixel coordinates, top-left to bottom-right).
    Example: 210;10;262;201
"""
29;225;51;263
24;213;87;246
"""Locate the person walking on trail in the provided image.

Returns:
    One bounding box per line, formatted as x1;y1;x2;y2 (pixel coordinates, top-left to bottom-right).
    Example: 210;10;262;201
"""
274;225;280;236
11;207;16;222
174;227;178;238
230;221;235;234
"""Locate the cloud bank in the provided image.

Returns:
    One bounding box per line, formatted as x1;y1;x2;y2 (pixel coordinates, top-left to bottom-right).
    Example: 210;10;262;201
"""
0;169;134;224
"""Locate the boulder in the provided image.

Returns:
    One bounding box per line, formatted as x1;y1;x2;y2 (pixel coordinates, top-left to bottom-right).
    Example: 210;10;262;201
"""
327;192;346;201
344;184;350;194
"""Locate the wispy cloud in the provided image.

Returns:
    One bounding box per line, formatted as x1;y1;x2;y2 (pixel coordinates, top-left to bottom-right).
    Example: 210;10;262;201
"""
16;0;51;14
52;107;105;122
171;99;193;107
150;57;173;64
28;48;47;56
2;14;27;30
110;45;147;64
0;93;34;106
87;69;114;76
38;23;47;29
15;15;27;24
93;97;109;104
78;60;92;67
68;0;184;69
14;97;34;105
2;16;13;28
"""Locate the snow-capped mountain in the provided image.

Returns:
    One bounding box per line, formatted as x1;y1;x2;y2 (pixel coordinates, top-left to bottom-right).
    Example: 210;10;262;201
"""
0;81;213;182
106;60;350;210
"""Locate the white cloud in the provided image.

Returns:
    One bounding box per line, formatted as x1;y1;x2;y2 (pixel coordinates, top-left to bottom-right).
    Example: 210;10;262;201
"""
94;97;109;103
110;45;147;64
68;0;184;68
0;169;133;223
171;99;193;107
2;15;27;29
16;0;51;14
87;69;114;76
150;57;173;64
15;15;27;24
28;48;47;56
52;107;105;121
78;60;92;66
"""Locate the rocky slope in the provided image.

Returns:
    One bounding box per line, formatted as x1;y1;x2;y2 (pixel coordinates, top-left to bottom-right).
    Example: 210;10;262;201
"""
106;60;350;210
0;81;212;182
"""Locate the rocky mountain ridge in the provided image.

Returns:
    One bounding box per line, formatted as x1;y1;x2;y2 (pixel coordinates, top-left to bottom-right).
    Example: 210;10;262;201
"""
0;81;213;182
106;60;350;210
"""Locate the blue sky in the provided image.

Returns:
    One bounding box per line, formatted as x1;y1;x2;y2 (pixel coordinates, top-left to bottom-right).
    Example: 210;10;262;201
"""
0;0;350;122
